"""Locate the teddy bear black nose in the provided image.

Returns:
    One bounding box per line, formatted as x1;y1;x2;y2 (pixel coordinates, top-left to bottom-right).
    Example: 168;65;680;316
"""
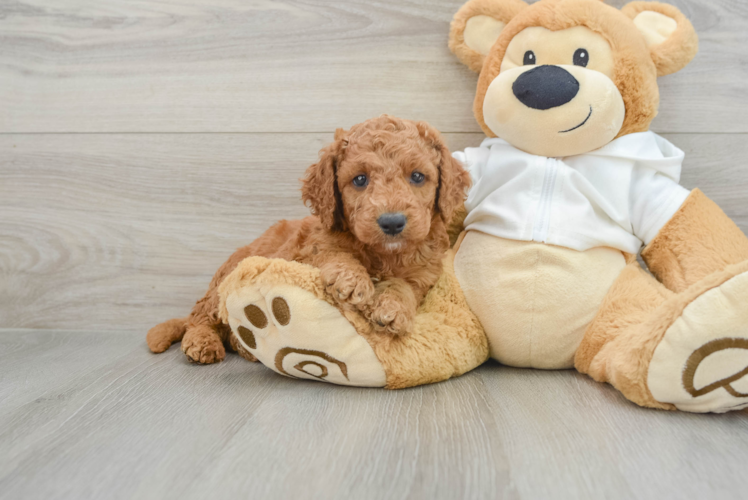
377;213;407;235
512;65;580;110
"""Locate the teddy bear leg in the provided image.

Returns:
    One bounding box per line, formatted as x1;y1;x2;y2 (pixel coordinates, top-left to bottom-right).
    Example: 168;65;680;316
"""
642;189;748;292
360;248;489;389
576;190;748;412
644;262;748;412
574;262;675;410
220;258;389;386
576;259;748;413
219;253;488;389
637;189;748;412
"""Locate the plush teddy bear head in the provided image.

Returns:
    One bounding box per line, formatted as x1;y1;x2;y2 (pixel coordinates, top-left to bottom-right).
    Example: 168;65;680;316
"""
449;0;698;157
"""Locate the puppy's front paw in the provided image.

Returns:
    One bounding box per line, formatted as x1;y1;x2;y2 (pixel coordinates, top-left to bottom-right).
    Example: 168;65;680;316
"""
182;325;226;364
368;295;415;336
320;264;375;307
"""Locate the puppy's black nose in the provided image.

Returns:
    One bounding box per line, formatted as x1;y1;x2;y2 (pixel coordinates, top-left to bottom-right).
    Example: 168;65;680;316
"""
512;65;579;110
377;213;407;235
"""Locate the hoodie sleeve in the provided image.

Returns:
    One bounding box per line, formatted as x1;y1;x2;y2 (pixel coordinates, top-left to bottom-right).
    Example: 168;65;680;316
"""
630;167;690;245
453;147;491;187
452;150;468;171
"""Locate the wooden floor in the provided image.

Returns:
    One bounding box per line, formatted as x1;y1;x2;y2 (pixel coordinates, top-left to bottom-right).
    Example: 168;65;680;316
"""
1;0;748;498
0;329;747;500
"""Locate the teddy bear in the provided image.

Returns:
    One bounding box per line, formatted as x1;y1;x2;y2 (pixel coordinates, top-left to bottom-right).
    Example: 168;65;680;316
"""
216;0;748;413
446;0;748;413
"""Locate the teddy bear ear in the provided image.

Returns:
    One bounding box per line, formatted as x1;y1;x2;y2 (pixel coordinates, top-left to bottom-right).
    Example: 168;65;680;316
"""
622;1;699;77
449;0;528;73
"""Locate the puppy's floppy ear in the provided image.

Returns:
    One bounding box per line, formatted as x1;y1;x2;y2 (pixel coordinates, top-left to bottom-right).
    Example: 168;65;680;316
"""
416;122;472;224
436;148;472;225
449;0;528;73
301;128;348;231
622;1;698;76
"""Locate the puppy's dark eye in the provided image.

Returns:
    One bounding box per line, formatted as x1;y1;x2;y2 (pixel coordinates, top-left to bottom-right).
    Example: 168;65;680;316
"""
523;50;536;65
573;48;589;67
410;171;425;185
352;174;368;188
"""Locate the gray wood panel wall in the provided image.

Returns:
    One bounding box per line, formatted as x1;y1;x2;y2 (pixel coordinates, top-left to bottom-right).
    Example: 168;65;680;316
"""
2;0;747;332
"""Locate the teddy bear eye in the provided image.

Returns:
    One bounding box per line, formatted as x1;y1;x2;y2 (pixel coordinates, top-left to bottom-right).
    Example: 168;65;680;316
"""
352;174;368;188
523;50;536;65
573;48;589;67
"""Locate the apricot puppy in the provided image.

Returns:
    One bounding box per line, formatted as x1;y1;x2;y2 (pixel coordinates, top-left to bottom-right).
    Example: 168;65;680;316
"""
147;115;471;364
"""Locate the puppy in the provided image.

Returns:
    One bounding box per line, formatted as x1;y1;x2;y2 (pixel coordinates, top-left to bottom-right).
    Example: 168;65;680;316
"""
147;115;471;364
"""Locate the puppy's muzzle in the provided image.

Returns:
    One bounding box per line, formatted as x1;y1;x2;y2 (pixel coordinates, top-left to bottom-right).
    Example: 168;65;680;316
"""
512;65;579;110
377;213;407;236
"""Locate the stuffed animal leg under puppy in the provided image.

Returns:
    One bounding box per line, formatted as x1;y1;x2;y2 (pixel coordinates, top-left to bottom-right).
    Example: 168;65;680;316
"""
148;116;488;388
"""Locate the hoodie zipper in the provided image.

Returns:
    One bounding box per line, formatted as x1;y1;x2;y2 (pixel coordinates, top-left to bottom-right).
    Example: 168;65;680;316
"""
532;158;558;243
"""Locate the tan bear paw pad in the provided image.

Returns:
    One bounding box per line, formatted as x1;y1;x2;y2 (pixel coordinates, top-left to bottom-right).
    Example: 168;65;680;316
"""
224;283;386;387
648;270;748;413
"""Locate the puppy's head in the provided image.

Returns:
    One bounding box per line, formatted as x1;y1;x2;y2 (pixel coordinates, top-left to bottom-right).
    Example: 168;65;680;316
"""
301;116;470;252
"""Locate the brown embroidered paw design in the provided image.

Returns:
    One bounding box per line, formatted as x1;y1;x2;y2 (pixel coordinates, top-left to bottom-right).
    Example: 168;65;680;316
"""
238;298;348;381
682;338;748;398
222;280;386;387
648;269;748;413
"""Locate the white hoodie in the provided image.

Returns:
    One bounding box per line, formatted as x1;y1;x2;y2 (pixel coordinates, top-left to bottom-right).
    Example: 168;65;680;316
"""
452;131;690;254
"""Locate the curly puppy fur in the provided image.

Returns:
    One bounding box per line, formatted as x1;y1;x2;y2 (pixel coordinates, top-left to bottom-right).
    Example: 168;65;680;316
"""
147;116;471;364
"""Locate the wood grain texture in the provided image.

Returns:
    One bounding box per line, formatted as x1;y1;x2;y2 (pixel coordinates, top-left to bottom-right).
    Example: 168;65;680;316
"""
2;132;747;331
0;329;745;500
1;0;747;133
2;1;748;498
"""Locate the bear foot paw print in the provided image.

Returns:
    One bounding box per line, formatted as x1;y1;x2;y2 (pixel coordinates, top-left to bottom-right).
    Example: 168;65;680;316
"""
223;280;387;387
648;270;748;413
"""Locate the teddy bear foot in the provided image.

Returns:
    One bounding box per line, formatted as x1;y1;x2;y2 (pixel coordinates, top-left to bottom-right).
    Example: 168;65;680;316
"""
219;259;387;387
217;253;489;389
648;269;748;413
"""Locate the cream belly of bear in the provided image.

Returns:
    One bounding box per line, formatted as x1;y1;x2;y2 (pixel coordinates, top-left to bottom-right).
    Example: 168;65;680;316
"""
454;231;626;369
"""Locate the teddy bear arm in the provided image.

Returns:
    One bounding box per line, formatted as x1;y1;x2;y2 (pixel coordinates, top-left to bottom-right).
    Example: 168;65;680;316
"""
642;189;748;293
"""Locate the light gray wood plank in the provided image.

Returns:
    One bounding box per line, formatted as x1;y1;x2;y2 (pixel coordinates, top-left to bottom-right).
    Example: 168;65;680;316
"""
0;329;138;411
0;329;745;500
0;132;316;331
1;0;746;134
479;366;748;500
2;132;747;331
